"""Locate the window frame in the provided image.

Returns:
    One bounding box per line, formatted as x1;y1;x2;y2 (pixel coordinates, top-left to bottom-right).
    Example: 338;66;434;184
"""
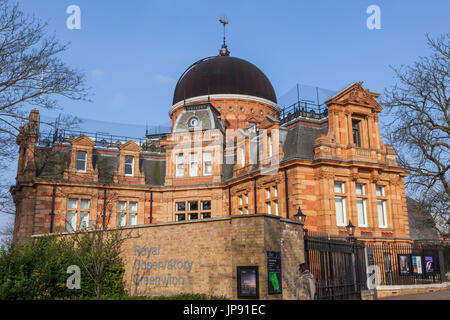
175;153;184;177
124;155;134;176
76;151;87;173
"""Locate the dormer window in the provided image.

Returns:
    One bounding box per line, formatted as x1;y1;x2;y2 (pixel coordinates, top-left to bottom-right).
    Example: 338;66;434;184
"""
76;151;87;173
124;156;134;176
352;119;361;147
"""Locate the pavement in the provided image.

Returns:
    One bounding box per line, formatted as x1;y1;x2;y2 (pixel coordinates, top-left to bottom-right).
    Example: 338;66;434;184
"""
380;288;450;300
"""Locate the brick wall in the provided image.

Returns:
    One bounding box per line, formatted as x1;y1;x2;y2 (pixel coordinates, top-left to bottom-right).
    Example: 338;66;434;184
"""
118;214;305;299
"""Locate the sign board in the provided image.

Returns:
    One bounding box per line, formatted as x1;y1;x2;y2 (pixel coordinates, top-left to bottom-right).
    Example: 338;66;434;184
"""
237;266;259;299
411;255;423;275
267;251;282;295
398;254;412;276
424;255;435;274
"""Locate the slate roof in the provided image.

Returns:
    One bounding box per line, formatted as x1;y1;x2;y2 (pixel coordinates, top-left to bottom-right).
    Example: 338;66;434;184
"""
407;197;440;240
281;124;328;162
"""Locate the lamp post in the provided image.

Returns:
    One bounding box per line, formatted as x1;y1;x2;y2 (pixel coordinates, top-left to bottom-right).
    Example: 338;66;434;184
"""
345;220;357;243
295;206;309;270
294;207;307;234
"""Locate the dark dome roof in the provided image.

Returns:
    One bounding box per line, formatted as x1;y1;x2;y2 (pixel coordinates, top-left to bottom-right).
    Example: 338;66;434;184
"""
173;56;277;105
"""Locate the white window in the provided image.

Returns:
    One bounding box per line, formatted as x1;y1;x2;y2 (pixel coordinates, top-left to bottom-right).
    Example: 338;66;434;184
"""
335;196;347;226
274;201;279;216
267;202;272;215
356;184;365;195
117;213;126;227
266;188;271;199
273;186;278;197
245;194;248;204
249;123;256;132
66;211;77;233
376;185;385;197
356;198;368;227
377;200;388;228
203;151;212;176
334;182;344;194
66;198;90;232
268;133;273;157
239;196;243;206
79;212;90;230
240;146;246;167
76;151;87;172
189;152;198;177
117;201;138;227
239;208;243;215
129;213;137;226
176;153;184;177
125;156;134;176
129;201;138;212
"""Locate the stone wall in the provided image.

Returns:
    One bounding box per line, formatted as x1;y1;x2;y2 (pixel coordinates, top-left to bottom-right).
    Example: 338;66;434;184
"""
119;214;305;299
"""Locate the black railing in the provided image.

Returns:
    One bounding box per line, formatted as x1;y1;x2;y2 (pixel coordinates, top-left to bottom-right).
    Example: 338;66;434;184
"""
37;128;169;152
279;101;328;125
304;231;367;300
364;241;448;286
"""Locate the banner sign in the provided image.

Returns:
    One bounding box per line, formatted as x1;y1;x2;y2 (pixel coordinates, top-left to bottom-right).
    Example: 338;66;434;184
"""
267;251;282;295
411;255;423;275
398;254;412;276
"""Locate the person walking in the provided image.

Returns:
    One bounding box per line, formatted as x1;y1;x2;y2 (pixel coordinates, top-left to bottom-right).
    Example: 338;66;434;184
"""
296;263;316;300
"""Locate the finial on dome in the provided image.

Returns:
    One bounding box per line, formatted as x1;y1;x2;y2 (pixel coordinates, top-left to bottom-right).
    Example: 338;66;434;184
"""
218;16;230;56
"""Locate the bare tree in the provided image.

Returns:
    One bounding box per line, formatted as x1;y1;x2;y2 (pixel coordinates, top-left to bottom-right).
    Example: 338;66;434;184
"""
0;0;88;217
0;216;14;247
382;33;449;238
61;189;140;299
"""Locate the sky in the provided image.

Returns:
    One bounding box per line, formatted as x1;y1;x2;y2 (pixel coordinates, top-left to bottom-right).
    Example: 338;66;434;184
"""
1;0;449;234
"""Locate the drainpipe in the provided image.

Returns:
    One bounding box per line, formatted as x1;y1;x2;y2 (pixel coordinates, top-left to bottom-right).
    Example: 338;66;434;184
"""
228;186;232;216
150;190;153;224
102;188;107;228
284;168;290;219
49;185;56;233
254;178;258;214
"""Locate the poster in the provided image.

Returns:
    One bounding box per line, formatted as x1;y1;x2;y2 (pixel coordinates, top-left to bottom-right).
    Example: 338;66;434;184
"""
411;256;423;275
267;251;282;295
237;266;259;299
398;254;411;276
424;256;434;274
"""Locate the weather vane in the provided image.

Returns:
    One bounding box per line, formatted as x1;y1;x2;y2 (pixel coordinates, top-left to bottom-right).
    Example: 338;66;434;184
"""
218;16;230;56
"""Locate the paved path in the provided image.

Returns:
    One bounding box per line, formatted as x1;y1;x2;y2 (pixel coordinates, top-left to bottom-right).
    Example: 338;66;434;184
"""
380;288;450;300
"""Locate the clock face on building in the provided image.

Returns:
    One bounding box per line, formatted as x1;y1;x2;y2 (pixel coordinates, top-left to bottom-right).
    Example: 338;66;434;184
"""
188;117;199;128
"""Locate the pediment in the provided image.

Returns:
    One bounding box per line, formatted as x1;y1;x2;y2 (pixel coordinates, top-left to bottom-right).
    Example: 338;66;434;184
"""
71;135;95;147
260;115;279;129
326;82;382;112
119;140;142;152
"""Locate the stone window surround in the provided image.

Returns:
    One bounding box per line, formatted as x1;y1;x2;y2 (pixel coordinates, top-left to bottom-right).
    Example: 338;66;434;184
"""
175;199;212;221
265;185;279;216
65;196;93;232
237;192;249;215
116;199;139;227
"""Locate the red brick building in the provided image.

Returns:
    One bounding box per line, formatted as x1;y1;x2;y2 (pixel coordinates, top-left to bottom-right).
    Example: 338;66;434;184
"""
11;47;410;244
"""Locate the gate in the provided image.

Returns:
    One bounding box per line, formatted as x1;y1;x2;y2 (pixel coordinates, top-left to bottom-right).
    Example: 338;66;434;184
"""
304;232;367;300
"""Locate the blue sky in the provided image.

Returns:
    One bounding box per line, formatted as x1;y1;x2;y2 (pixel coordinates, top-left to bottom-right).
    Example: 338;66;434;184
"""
1;0;449;233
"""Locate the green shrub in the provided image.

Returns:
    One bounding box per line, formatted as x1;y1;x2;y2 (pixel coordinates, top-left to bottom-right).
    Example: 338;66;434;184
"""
0;235;125;300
